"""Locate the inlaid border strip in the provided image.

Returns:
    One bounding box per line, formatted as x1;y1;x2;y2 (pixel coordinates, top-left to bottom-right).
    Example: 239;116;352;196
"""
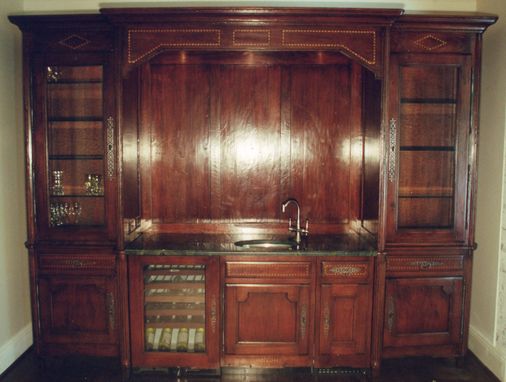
282;29;377;65
232;29;271;47
128;29;222;64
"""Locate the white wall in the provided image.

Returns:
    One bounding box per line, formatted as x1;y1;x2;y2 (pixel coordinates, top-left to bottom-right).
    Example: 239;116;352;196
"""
22;0;477;12
0;0;33;375
472;1;506;381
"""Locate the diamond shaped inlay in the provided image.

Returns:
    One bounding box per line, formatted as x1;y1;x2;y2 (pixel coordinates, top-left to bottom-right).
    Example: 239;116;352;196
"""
414;35;448;51
58;34;91;50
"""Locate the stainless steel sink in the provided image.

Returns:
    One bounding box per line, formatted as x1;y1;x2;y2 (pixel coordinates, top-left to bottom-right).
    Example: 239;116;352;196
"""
234;239;296;249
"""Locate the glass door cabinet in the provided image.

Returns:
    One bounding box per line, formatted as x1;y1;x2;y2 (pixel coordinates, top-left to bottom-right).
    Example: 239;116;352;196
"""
33;53;116;242
129;255;220;369
386;54;472;245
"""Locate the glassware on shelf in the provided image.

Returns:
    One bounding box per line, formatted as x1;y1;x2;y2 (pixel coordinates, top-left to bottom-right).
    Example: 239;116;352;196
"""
49;201;82;226
84;174;104;195
51;170;65;196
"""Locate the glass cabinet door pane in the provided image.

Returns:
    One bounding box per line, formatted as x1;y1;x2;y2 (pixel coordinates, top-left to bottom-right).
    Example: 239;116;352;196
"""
46;65;106;227
143;264;206;353
397;64;458;229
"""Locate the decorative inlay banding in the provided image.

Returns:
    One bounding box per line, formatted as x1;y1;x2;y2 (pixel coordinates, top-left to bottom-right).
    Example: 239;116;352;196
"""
226;262;311;278
414;34;448;51
58;34;91;50
322;263;368;278
128;29;222;64
282;29;376;65
387;257;464;272
232;29;271;47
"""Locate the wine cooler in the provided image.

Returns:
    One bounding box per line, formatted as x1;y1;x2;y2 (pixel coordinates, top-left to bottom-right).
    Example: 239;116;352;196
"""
129;255;219;368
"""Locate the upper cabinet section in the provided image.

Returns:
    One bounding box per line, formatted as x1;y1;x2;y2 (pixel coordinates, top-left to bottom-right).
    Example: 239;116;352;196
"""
102;7;407;76
32;52;117;244
9;15;119;244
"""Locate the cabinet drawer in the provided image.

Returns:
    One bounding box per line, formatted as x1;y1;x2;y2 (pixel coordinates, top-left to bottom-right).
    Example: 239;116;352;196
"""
391;31;471;54
225;261;312;280
38;254;116;275
320;260;372;284
386;256;464;275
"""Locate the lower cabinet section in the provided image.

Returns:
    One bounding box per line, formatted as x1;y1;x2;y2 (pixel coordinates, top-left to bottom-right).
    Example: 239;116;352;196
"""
383;277;464;356
37;252;118;356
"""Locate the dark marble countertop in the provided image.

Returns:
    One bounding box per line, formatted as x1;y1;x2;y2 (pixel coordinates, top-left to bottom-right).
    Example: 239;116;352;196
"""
125;232;377;257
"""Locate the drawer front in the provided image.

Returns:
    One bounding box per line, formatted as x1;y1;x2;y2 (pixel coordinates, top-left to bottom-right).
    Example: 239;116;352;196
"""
320;260;372;284
386;256;464;275
391;31;471;54
38;254;116;274
225;261;312;280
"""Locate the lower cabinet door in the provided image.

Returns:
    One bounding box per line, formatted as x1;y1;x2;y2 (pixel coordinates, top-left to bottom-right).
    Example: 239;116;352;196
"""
225;284;311;355
38;275;117;354
318;284;372;365
383;277;464;352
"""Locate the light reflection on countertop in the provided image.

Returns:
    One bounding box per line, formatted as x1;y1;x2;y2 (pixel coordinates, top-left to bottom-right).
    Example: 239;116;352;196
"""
125;232;377;256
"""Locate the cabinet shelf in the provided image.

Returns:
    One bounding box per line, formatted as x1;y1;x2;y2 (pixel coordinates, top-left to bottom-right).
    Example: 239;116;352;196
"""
50;194;104;198
399;146;455;152
49;155;104;160
145;295;205;303
48;80;102;85
48;117;103;122
401;98;457;104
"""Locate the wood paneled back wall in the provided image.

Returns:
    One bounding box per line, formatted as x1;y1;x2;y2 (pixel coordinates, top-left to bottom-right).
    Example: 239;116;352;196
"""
133;51;380;232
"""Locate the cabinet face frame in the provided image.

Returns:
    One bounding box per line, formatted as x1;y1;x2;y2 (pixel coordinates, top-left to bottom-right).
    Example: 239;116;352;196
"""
128;255;220;369
386;53;472;246
31;52;117;243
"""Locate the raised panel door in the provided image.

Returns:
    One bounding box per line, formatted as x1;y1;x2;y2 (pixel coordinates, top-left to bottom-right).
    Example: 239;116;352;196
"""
224;284;311;356
318;284;372;366
38;275;117;352
383;277;464;353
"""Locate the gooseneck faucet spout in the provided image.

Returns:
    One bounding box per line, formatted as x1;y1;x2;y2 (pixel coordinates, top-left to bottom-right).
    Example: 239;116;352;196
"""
281;198;309;246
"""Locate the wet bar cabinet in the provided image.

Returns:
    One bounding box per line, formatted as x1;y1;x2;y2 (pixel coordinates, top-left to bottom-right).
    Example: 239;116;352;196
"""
9;7;496;375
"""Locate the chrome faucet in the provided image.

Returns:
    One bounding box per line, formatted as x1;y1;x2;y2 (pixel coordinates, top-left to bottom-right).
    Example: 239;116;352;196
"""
281;198;309;246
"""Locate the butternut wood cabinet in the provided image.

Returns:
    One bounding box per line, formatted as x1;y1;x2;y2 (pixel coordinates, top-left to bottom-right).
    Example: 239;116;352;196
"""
223;258;313;367
316;258;374;367
9;7;497;375
36;252;118;356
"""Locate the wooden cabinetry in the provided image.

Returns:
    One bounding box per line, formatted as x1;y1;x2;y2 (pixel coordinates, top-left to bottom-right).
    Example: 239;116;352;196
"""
9;7;496;374
382;253;468;358
128;255;220;369
316;258;374;367
383;277;464;355
386;52;472;245
223;258;313;367
37;252;117;356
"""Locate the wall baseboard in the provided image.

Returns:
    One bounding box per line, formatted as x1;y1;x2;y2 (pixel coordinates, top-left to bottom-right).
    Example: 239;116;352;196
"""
469;325;506;382
0;324;33;375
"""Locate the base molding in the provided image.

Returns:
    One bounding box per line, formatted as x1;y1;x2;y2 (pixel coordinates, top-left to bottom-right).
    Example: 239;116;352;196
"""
468;325;506;381
0;324;33;375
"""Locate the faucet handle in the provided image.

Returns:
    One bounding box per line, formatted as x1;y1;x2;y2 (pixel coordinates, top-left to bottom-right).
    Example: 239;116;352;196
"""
301;219;309;235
